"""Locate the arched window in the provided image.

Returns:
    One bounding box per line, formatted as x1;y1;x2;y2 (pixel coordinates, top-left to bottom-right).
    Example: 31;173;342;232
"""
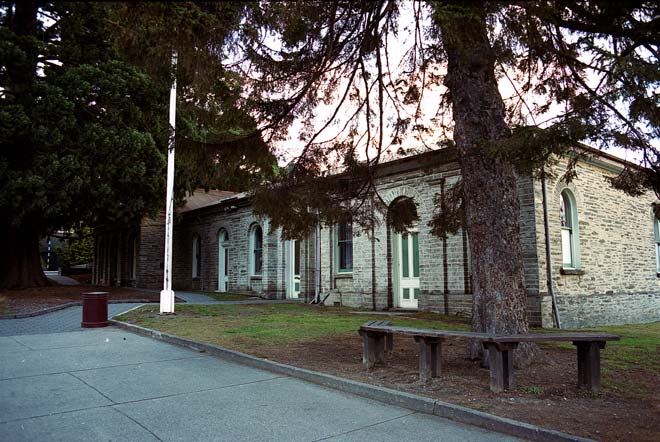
336;221;353;273
250;225;263;275
560;189;579;268
192;234;201;278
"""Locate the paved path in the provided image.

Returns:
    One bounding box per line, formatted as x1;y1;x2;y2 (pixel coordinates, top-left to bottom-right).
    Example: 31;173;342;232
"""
0;304;138;337
0;290;289;337
0;327;519;442
45;274;80;285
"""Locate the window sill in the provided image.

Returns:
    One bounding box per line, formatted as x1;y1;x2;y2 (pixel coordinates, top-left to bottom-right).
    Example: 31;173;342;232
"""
560;267;584;276
334;272;353;279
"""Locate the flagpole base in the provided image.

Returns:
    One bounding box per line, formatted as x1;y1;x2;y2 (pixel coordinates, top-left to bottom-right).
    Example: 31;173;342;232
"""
160;289;176;314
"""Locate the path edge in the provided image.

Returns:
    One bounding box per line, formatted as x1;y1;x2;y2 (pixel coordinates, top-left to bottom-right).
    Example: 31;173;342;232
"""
110;318;592;442
0;299;188;320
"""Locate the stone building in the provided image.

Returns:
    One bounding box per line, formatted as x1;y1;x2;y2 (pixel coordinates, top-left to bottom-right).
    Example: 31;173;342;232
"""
93;147;660;328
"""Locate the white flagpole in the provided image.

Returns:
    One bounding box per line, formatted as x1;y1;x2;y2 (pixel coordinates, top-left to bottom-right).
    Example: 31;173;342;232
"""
160;51;177;314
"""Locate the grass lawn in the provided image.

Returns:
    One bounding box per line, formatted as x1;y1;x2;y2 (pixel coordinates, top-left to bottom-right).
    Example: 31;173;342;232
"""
184;291;259;302
115;302;658;374
116;302;469;352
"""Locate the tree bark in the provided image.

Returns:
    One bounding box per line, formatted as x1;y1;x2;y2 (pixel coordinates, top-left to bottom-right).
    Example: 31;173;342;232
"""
437;5;539;366
0;222;49;289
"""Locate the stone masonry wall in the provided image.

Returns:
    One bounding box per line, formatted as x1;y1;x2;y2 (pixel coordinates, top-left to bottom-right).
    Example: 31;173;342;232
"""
124;150;660;328
534;156;660;327
169;203;285;299
318;160;540;325
135;214;165;290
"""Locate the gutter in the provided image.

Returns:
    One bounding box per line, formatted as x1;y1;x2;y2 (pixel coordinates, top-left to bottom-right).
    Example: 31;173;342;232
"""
541;173;561;329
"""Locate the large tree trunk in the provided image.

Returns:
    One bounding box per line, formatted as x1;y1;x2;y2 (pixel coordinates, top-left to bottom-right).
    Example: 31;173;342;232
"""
438;4;538;366
0;2;47;290
0;222;49;289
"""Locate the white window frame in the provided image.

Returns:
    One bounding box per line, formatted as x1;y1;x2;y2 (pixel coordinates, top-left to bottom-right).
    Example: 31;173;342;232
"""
560;189;580;269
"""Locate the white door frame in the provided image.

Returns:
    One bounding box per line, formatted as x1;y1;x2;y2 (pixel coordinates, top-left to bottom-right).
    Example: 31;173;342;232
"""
393;230;420;309
285;240;301;299
218;230;228;292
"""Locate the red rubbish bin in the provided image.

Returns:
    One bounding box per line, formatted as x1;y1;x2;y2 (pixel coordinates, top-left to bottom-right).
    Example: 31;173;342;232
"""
81;291;109;328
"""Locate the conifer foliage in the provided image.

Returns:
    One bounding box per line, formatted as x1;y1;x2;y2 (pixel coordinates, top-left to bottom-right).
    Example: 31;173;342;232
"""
242;1;658;362
0;2;275;288
0;2;165;288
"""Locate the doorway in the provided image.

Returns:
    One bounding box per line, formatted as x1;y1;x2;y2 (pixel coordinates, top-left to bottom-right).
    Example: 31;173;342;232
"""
393;231;420;309
286;240;301;299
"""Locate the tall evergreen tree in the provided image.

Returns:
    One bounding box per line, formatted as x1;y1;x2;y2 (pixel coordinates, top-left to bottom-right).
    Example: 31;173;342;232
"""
241;1;659;363
0;2;166;288
0;2;276;289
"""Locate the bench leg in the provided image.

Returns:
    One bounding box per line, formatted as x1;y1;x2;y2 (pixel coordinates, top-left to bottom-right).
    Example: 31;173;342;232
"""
414;336;443;383
386;333;394;354
574;341;605;393
484;342;517;393
360;330;386;368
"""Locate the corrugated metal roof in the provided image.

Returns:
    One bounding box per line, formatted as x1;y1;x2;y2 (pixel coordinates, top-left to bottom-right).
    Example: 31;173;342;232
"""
177;190;238;213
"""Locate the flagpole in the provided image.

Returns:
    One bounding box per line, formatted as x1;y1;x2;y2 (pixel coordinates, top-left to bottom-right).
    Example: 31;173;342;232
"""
160;51;177;314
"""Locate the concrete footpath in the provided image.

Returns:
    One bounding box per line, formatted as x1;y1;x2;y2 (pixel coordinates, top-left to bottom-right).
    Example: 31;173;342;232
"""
0;326;520;442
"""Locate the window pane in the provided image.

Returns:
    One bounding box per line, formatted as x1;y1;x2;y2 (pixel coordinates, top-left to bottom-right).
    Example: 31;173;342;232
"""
560;192;572;228
224;251;228;277
254;227;263;248
253;226;263;274
254;250;262;274
294;240;301;275
337;222;353;271
401;234;409;278
561;228;572;266
192;235;200;278
339;241;353;270
403;288;410;299
338;222;352;241
412;233;419;278
413;288;420;299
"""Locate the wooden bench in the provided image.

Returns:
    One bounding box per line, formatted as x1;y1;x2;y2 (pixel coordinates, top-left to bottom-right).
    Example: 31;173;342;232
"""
358;322;620;393
482;333;619;393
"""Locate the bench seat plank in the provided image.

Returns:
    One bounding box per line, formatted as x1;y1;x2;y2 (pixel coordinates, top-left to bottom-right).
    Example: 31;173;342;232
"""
486;333;620;343
360;325;490;340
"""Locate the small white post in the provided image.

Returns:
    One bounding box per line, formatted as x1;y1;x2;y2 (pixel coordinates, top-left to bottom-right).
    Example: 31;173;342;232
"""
160;51;177;314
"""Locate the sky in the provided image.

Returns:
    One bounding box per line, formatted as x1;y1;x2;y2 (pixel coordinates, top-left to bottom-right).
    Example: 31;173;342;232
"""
266;3;651;167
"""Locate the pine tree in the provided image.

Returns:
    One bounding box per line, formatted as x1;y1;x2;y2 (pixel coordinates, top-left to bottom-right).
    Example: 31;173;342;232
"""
0;2;276;288
0;2;166;288
241;1;659;363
